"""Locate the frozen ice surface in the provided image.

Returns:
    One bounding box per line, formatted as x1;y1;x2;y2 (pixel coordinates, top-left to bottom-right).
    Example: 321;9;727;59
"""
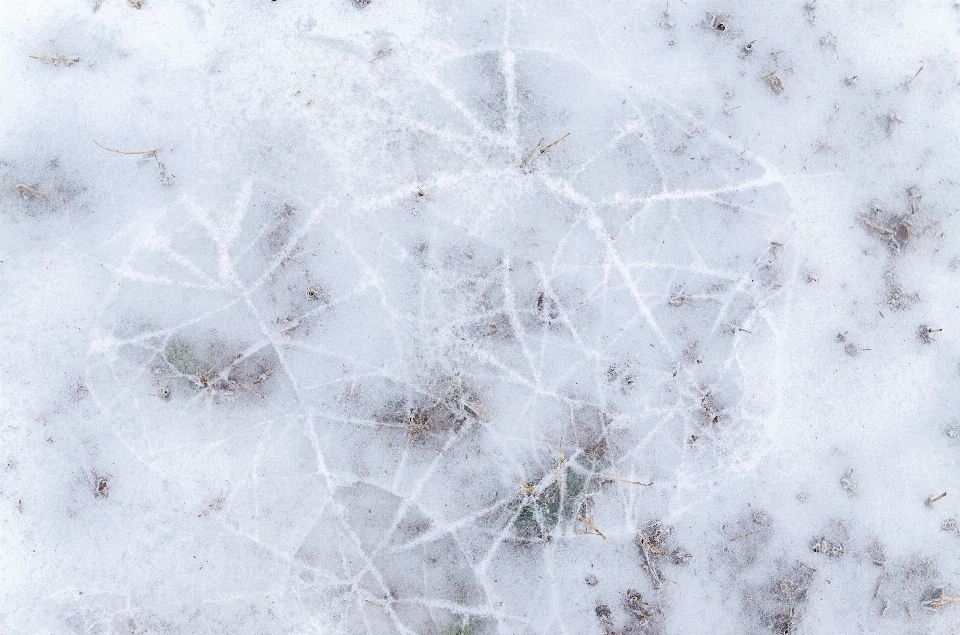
2;0;960;633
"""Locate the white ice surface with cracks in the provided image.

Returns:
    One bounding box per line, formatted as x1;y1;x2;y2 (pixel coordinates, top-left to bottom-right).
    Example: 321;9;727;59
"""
3;1;960;634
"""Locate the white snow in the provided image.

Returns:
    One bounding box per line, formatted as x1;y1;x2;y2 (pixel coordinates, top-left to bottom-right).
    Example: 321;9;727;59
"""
2;0;960;633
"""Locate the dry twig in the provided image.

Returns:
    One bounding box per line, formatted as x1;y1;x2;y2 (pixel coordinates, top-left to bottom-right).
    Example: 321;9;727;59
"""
10;185;51;199
909;64;924;85
600;475;652;486
29;55;79;65
369;49;392;63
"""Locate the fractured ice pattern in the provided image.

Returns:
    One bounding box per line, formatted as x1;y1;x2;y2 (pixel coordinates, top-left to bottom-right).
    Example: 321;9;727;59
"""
3;1;960;634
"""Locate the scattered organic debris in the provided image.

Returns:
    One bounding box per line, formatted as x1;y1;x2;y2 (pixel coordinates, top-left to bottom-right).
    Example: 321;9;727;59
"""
761;72;784;94
883;112;904;134
624;589;660;626
840;468;858;495
595;602;614;635
513;466;591;542
307;285;328;302
90;471;111;499
869;542;887;567
809;521;848;559
442;616;481;635
510;434;619;544
699;390;722;426
160;340;273;394
757;564;814;635
886;283;919;311
594;589;663;635
726;510;773;554
917;325;941;345
378;378;482;441
811;536;844;558
857;205;915;253
668;292;696;308
767;607;800;635
836;330;870;356
637;521;690;589
197;497;224;517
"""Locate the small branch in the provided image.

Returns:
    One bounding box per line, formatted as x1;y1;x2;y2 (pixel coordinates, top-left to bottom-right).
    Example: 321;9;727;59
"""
540;132;570;154
926;491;947;506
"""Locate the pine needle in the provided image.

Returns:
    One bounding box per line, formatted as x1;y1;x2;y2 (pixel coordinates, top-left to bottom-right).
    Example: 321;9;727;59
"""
519;137;543;168
540;133;570;154
909;64;924;85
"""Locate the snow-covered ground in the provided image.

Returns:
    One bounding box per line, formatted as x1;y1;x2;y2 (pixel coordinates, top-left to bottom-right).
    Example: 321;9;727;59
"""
3;1;960;633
